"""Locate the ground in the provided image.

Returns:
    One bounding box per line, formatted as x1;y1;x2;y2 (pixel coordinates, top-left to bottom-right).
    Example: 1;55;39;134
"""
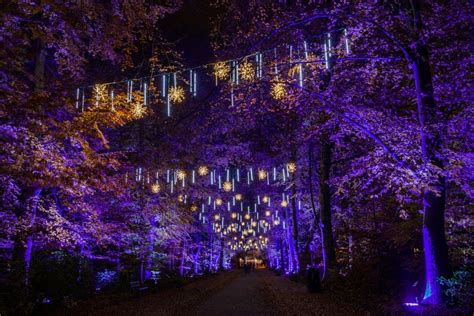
52;269;465;316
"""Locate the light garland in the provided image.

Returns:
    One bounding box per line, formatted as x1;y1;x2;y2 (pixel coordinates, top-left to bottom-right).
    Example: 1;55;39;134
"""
215;198;223;206
258;169;267;180
281;200;288;207
77;29;352;119
235;193;242;201
262;196;269;203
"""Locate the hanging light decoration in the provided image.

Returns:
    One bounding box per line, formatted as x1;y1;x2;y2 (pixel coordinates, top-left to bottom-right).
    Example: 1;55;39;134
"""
214;214;220;221
271;82;286;100
265;210;271;217
258;169;267;180
262;196;269;203
215;198;223;206
281;200;288;207
178;194;184;203
198;165;209;176
239;61;254;81
213;62;230;82
231;212;237;219
168;86;185;103
223;181;232;192
132;101;146;119
287;162;297;173
235;193;242;201
274;219;280;225
151;183;160;194
190;204;198;212
93;84;108;104
244;213;251;220
176;169;186;180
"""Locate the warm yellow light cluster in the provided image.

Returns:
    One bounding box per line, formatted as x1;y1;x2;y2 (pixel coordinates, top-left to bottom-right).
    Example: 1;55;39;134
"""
287;162;297;173
262;196;269;203
176;169;186;180
270;82;286;100
215;198;223;206
190;205;198;212
235;193;242;201
198;165;209;176
213;62;230;80
258;169;267;180
168;86;185;103
223;181;232;192
239;61;254;81
93;84;108;102
281;200;288;207
151;183;160;194
132;102;146;119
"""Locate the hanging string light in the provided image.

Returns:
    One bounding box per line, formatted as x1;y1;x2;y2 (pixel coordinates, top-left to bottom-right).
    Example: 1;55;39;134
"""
93;84;107;105
168;86;185;103
262;196;269;203
214;62;230;84
240;60;254;81
176;169;186;180
198;165;209;176
223;181;232;192
151;183;160;194
132;101;146;119
287;162;297;173
215;198;223;206
281;200;288;207
271;82;286;100
258;169;267;180
235;193;242;201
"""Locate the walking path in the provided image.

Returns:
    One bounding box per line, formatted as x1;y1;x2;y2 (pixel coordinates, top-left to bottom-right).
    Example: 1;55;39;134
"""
194;269;274;315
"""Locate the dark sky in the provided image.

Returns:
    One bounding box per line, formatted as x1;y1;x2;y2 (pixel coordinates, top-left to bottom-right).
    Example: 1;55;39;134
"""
161;0;216;67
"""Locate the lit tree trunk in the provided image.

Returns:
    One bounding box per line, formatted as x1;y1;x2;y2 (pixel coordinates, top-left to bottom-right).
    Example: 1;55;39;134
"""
283;206;298;273
318;138;336;278
279;239;285;272
409;0;450;304
193;243;202;275
219;238;225;270
179;240;187;277
20;188;42;288
290;151;301;272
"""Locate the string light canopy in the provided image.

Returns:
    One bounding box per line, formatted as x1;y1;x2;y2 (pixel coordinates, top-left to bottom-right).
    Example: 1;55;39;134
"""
75;28;352;116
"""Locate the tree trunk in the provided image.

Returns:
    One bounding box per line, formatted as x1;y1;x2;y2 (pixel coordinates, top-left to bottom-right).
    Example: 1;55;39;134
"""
290;150;300;271
180;240;187;277
318;138;336;278
12;188;42;289
409;0;450;304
